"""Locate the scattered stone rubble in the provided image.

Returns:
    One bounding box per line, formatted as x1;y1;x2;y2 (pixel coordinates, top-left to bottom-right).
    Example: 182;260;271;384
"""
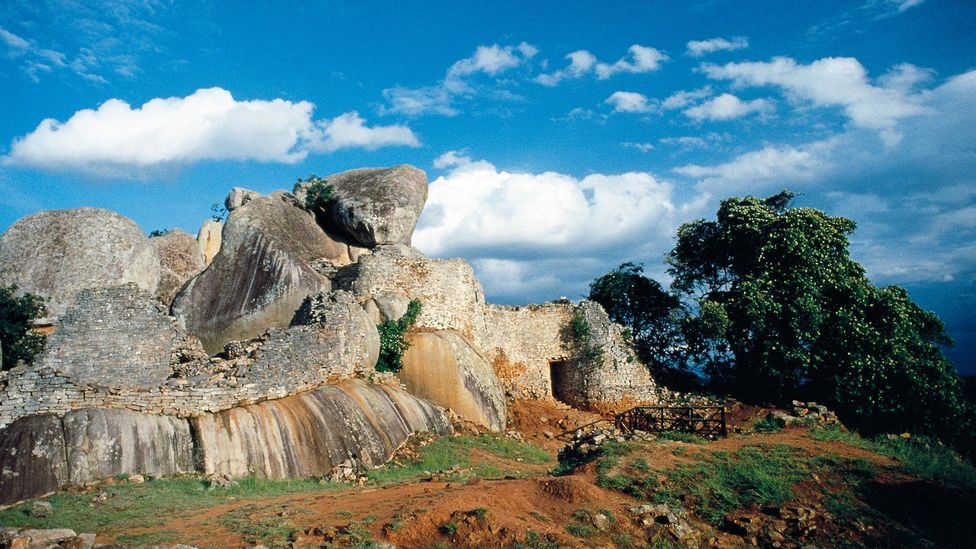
768;400;841;428
0;527;96;549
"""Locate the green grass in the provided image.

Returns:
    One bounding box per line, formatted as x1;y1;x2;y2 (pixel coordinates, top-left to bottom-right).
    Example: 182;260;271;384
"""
514;530;559;549
217;503;309;548
565;521;594;537
752;415;785;433
812;425;976;489
0;475;341;537
366;433;552;485
653;444;809;525
439;520;459;536
656;431;708;444
114;531;181;545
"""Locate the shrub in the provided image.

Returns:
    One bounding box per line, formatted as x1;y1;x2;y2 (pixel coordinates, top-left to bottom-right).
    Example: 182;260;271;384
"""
375;300;422;373
569;310;603;365
209;202;226;222
0;285;46;370
300;175;335;214
439;520;458;536
148;229;169;238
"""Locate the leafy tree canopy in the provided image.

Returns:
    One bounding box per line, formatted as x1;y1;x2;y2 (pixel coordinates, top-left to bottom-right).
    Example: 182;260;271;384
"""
587;262;682;375
665;191;964;439
0;285;46;370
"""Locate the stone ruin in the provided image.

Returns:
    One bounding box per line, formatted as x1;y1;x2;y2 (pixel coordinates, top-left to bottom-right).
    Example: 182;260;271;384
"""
0;164;660;506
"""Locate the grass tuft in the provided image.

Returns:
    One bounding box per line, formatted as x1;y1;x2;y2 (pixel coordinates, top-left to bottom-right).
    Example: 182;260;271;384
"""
812;426;976;489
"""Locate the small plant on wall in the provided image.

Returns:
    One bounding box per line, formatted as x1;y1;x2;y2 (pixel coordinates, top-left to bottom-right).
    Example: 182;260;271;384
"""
376;300;422;372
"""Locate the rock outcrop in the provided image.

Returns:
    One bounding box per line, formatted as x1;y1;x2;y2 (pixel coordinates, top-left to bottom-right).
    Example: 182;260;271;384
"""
0;207;160;316
36;285;181;389
0;410;194;505
194;379;452;478
62;408;195;485
225;187;261;212
196;219;223;265
242;291;380;384
152;229;206;306
400;330;507;431
0;414;66;504
172;191;341;353
297;165;428;247
337;245;488;339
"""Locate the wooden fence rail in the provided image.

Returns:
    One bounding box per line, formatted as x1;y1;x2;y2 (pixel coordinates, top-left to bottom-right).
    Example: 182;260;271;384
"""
614;405;727;438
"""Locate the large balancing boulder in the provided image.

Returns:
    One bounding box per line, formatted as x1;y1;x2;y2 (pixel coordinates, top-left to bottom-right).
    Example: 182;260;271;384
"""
151;228;206;306
399;330;506;431
299;164;428;247
0;207;160;316
172;191;344;353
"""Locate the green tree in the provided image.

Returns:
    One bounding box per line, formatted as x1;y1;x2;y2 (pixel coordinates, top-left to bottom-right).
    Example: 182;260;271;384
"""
667;191;964;438
587;262;684;374
0;285;46;370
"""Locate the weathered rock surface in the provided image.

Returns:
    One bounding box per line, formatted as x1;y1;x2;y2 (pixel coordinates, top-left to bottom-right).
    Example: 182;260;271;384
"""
0;415;66;505
0;409;193;506
243;291;380;383
298;165;427;247
225;187;261;212
36;285;179;389
62;408;194;485
399;330;507;431
337;245;488;339
152;229;206;306
193;379;452;478
0;207;160;316
196;219;223;265
172;191;342;353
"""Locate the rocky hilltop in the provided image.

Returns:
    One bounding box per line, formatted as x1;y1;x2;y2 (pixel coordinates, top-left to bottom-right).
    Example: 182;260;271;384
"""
0;164;659;506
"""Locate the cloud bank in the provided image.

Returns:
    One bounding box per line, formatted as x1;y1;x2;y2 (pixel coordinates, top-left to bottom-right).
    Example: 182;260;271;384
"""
3;88;418;174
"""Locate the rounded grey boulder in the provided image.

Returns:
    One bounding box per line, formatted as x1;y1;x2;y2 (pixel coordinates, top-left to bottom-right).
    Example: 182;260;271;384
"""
151;229;206;306
172;191;345;353
299;164;428;247
0;207;160;316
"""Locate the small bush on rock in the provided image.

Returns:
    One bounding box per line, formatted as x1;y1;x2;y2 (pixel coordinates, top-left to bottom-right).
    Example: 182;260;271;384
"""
0;285;46;370
376;300;422;372
300;175;335;214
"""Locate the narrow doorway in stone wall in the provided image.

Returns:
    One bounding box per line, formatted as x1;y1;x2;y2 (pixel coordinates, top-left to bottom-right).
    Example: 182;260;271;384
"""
549;359;571;404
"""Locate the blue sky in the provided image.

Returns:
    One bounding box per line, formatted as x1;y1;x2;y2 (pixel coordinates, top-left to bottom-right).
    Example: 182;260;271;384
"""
1;1;974;372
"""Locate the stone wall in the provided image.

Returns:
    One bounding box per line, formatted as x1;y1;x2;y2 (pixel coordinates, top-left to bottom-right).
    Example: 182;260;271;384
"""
337;245;488;340
475;303;574;399
36;285;179;389
474;300;659;410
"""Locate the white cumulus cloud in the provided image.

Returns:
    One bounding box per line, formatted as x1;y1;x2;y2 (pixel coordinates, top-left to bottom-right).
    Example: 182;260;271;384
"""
701;56;930;144
416;152;682;259
596;45;669;79
536;44;668;86
535;50;597;86
686;36;749;57
3;87;419;174
383;42;536;117
683;93;775;121
605;91;656;113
